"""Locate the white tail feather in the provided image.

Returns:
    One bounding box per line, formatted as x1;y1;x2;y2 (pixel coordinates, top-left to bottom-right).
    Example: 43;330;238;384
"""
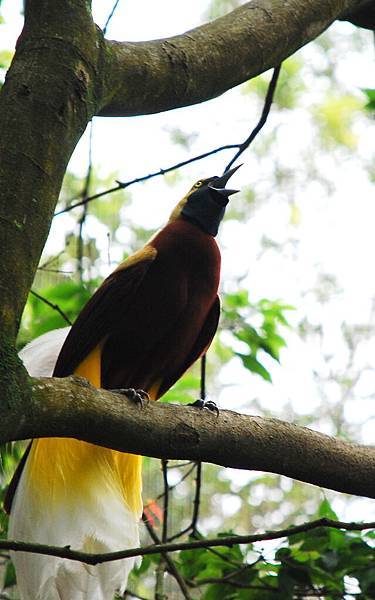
9;328;141;599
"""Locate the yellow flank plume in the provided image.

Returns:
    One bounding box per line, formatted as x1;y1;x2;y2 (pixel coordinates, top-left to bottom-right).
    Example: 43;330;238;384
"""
75;344;102;387
27;345;143;516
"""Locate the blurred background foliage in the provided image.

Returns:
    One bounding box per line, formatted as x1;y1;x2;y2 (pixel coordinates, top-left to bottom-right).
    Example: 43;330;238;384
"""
1;0;375;597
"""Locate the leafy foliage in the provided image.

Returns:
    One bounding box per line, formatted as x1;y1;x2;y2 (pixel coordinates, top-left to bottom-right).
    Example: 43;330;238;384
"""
363;88;375;111
154;501;375;600
222;290;293;382
19;281;97;348
313;94;362;149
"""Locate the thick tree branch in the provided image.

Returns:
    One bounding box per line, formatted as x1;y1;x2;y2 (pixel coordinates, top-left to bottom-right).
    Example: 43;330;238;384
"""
99;0;366;117
2;375;375;499
0;1;100;342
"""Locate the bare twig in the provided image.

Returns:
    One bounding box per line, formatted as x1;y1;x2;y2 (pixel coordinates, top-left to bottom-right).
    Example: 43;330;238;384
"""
190;463;202;538
37;268;73;274
54;145;238;216
223;64;282;173
161;460;169;544
77;121;94;282
154;459;169;599
3;518;375;565
154;559;165;600
200;354;206;401
55;64;281;218
29;290;72;325
38;249;67;270
123;591;150;600
167;356;206;543
103;0;122;35
190;354;208;535
188;577;277;591
142;515;192;600
144;463;196;509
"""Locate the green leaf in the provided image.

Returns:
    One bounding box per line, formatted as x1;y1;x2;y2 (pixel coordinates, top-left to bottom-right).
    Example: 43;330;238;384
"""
277;568;295;598
320;549;340;570
132;554;151;575
236;353;272;382
362;88;375;110
0;49;13;69
3;561;16;588
313;93;362;149
19;280;97;344
356;566;375;595
318;498;338;520
161;372;200;404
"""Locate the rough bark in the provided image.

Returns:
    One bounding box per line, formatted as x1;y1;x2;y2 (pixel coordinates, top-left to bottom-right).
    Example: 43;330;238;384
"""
99;0;368;117
0;0;100;343
1;375;374;500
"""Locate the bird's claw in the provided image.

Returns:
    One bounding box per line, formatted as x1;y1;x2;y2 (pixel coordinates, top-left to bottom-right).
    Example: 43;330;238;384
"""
189;398;219;415
110;388;149;407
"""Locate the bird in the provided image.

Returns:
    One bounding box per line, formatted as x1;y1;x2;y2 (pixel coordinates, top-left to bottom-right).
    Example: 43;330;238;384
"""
5;165;240;600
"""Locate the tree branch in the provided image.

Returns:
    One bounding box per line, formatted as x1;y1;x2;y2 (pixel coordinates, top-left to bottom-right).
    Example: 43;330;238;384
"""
0;1;101;342
99;0;365;117
2;375;375;499
1;517;375;565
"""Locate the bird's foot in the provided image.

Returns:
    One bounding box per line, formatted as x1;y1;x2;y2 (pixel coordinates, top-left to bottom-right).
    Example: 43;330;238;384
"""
189;398;219;415
110;388;149;407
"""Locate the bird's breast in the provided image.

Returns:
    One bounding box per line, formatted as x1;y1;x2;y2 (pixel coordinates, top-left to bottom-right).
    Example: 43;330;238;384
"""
151;218;221;289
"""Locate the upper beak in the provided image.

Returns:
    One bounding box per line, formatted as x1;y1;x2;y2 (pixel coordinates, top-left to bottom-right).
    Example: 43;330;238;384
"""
208;164;242;197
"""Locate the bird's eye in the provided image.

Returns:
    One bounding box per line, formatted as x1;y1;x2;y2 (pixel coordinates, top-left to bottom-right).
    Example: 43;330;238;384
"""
194;180;204;188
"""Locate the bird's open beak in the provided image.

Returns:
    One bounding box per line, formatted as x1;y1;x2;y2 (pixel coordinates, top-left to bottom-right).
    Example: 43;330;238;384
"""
208;164;241;197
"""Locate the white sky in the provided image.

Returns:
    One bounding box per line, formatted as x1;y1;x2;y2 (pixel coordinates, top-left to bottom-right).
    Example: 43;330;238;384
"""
1;0;375;522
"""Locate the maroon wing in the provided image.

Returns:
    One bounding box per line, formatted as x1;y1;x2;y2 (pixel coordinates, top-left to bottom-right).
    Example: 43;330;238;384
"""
53;253;156;377
156;296;220;398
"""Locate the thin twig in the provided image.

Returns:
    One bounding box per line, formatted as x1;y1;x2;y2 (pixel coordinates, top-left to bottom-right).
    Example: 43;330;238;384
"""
3;517;375;564
166;461;195;469
77;121;94;282
142;515;193;600
143;465;196;520
37;268;73;274
223;64;281;173
161;460;169;544
29;289;72;325
190;354;207;535
38;248;67;270
200;354;206;400
188;577;278;591
103;0;122;35
154;559;165;600
187;556;270;589
54;144;239;216
190;462;202;537
167;356;206;544
123;591;150;600
55;65;281;218
187;575;280;593
204;546;260;570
